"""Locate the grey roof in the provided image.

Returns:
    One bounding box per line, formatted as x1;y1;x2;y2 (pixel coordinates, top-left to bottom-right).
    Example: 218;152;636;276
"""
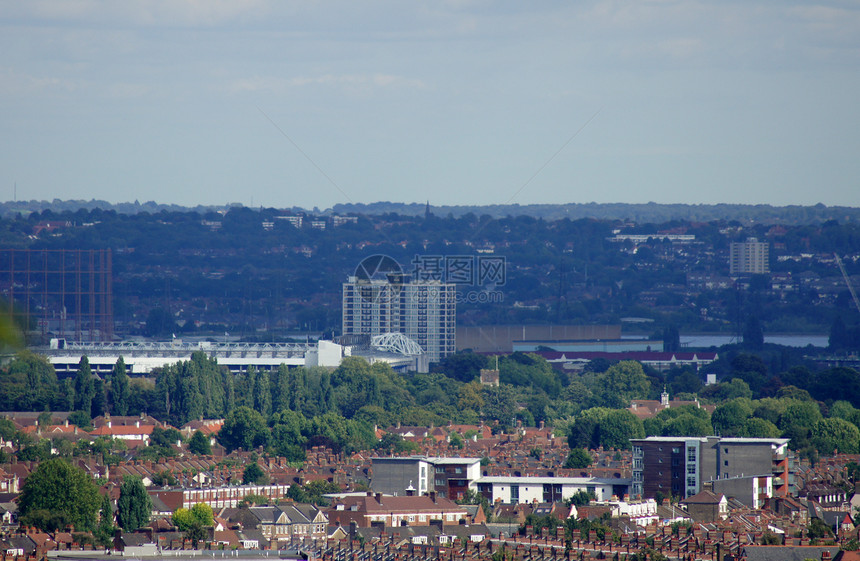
740;545;840;561
249;506;281;524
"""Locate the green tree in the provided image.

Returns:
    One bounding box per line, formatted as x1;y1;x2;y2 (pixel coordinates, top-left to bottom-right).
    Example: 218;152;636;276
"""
449;432;464;449
94;492;115;547
662;414;712;437
738;417;781;438
189;503;214;526
172;508;194;531
73;356;95;414
597;409;645;449
567;490;596;506
111;356;131;415
242;462;268;485
810;418;860;455
172;503;213;532
700;378;753;402
482;384;518;427
711;399;754;436
188;430;212;455
217;406;269;452
117;475;152;531
434;351;489;382
565;448;592;469
597;361;650;408
18;458;101;531
252;368;272;417
778;401;823;432
185;521;207;548
0;351;60;411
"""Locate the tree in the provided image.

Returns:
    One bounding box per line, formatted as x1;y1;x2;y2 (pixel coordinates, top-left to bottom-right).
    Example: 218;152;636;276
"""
565;448;592;469
597;409;645;449
662;414;712;437
252;368;272;417
117;475;152;531
778;401;823;432
374;432;419;455
482;385;518;427
567;490;596;506
190;503;214;526
738;417;781;438
73;356;95;414
172;503;213;531
449;432;465;449
150;427;183;448
218;406;269;452
188;430;212;455
597;361;650;408
711;399;754;436
18;458;101;531
172;508;194;531
242;462;268;485
185;521;207;548
810;418;860;455
94;492;115;547
0;351;59;411
111;356;131;415
435;351;489;382
700;378;753;401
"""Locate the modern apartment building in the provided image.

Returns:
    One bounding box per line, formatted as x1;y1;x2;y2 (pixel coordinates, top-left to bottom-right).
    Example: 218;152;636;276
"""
630;436;792;500
342;276;456;362
729;238;770;275
371;456;482;500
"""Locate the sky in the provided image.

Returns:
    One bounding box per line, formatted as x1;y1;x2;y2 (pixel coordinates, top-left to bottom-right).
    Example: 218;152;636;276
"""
1;0;859;210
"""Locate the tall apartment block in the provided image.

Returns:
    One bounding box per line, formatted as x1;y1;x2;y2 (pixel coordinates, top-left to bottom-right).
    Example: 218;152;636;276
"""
342;276;456;362
631;436;793;505
729;238;770;275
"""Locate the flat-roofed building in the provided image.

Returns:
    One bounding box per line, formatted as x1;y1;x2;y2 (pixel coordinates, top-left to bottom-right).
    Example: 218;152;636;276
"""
630;436;792;500
475;476;630;505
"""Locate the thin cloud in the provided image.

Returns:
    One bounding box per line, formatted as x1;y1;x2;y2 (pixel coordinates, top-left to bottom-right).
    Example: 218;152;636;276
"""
228;73;425;94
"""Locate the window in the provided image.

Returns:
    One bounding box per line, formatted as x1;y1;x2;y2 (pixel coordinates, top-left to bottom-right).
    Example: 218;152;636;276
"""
724;460;728;466
672;447;680;454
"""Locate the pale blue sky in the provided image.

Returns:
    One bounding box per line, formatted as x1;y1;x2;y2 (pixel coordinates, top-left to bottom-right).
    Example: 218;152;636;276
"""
2;1;859;209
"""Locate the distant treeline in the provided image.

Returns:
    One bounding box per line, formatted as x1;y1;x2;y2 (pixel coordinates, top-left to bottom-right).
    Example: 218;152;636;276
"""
1;199;858;225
